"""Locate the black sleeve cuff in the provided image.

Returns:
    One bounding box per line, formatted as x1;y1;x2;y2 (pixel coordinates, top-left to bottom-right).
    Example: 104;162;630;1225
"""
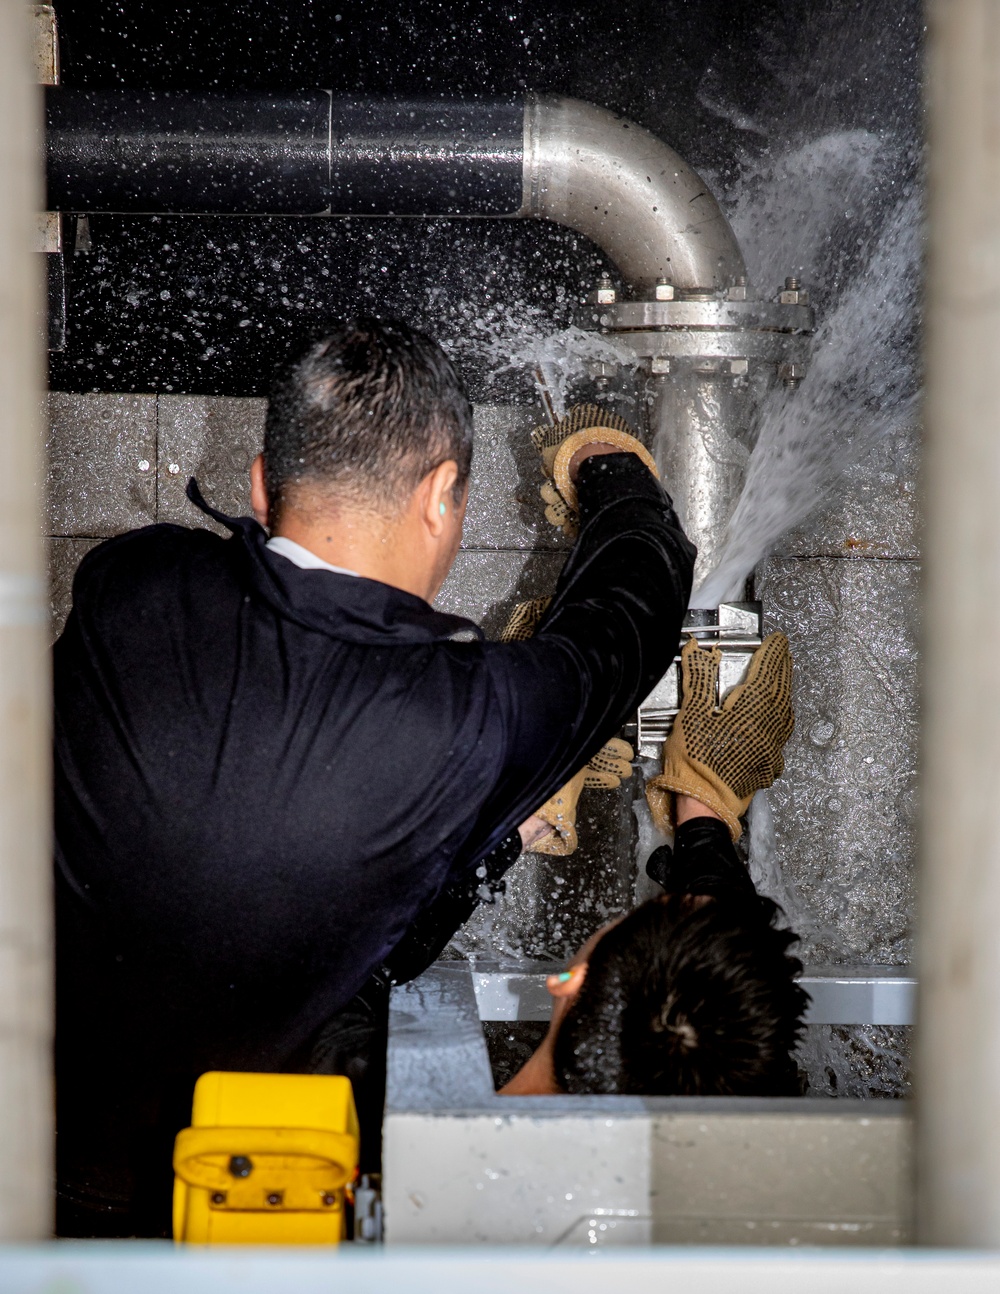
646;817;758;903
575;451;677;521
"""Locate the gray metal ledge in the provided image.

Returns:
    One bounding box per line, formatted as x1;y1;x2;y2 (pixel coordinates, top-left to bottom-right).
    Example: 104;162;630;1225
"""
470;962;916;1028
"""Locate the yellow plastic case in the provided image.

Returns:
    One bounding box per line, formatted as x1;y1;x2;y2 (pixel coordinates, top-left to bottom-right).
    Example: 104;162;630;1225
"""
172;1071;359;1245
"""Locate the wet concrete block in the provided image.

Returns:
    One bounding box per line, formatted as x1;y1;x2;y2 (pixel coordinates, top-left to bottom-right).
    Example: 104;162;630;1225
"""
774;422;920;560
458;784;638;963
797;1024;911;1100
462;405;568;551
46;393;157;536
157;396;266;534
48;537;101;641
436;549;565;639
753;555;919;964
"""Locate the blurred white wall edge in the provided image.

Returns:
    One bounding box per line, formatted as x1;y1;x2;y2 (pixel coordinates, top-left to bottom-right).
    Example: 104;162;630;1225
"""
1;1246;1000;1291
0;0;54;1243
919;0;1000;1249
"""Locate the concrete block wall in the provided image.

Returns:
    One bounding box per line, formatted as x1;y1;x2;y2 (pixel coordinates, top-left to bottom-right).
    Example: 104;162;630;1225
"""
760;421;921;1095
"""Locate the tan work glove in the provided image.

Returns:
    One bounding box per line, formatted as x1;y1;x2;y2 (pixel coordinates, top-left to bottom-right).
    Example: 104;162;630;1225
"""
499;598;634;855
530;739;634;856
531;403;659;539
645;632;794;843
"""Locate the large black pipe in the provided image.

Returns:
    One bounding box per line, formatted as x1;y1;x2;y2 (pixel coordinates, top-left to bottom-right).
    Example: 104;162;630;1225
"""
45;90;525;215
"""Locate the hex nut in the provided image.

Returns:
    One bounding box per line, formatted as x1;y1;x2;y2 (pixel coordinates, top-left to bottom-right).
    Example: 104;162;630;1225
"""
266;1192;284;1207
729;358;749;376
595;274;617;304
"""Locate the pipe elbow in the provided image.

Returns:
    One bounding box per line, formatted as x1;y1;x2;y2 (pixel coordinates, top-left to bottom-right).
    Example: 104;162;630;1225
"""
522;94;745;294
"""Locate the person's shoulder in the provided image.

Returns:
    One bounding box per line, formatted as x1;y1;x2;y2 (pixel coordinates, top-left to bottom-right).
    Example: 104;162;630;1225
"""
72;522;235;604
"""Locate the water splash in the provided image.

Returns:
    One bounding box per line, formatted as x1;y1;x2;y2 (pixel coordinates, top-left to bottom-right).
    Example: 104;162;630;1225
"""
444;314;639;421
693;145;921;608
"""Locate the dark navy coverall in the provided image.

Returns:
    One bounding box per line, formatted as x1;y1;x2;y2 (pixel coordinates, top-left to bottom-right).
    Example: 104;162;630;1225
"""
53;453;695;1234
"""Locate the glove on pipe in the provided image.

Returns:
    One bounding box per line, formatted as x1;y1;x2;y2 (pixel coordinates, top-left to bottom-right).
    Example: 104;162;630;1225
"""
645;632;794;843
531;403;658;538
499;597;634;855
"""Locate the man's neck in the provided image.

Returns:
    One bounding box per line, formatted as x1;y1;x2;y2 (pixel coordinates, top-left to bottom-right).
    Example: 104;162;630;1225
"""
272;508;433;602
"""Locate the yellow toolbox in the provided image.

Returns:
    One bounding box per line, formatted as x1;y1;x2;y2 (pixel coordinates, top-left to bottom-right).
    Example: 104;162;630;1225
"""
172;1071;359;1245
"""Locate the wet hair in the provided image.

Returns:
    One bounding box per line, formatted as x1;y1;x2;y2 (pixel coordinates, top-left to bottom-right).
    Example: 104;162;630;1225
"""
264;318;473;518
552;894;808;1096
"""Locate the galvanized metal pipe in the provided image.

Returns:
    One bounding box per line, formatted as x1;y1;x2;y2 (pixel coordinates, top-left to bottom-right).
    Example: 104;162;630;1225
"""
0;0;53;1242
521;94;745;292
919;0;1000;1248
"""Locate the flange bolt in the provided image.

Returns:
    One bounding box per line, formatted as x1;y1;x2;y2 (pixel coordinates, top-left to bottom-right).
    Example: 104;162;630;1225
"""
779;276;808;305
728;274;748;302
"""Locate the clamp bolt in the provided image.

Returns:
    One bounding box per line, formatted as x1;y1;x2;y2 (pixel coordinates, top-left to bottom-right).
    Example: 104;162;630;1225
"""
229;1155;253;1178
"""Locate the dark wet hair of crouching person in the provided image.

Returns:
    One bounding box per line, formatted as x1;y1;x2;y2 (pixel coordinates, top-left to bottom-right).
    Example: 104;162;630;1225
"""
552;893;809;1097
263;317;474;524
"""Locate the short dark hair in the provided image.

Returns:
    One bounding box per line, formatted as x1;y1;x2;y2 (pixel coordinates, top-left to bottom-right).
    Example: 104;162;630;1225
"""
264;318;473;517
553;894;808;1096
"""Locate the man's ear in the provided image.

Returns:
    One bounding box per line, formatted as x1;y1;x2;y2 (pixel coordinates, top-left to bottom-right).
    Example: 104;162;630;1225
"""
250;454;270;527
546;962;588;1000
421;460;460;537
